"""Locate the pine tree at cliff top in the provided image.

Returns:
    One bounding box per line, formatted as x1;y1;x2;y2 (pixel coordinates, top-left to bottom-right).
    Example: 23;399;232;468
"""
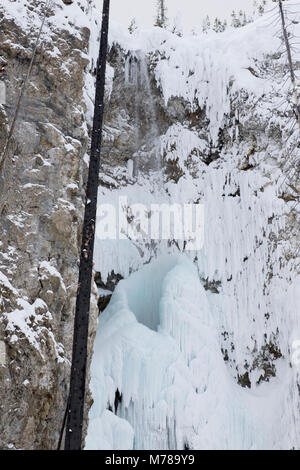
154;0;168;28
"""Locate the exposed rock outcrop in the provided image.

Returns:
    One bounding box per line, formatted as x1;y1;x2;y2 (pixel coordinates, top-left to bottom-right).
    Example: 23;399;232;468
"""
0;0;98;449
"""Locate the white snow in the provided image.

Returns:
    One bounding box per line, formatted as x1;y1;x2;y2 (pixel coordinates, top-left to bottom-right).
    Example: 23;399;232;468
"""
0;340;6;365
0;271;18;295
87;255;296;449
161;123;207;171
108;6;288;144
2;0;299;451
88;2;300;450
86;410;134;451
39;260;66;292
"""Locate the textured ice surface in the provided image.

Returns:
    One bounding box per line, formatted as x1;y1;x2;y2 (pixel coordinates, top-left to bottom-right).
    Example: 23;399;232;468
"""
88;2;300;450
86;255;296;450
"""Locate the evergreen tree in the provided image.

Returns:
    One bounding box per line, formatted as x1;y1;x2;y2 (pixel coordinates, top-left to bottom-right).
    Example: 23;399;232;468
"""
213;18;223;33
202;15;211;34
128;17;138;34
239;10;246;26
231;9;251;28
253;0;267;17
231;10;241;28
172;13;183;37
154;0;168;28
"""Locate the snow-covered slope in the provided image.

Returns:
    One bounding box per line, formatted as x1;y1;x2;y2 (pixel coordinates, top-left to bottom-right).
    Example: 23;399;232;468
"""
87;3;300;450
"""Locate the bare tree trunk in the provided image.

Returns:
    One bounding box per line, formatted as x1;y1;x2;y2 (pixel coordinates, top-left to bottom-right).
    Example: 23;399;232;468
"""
161;0;165;26
278;0;300;130
64;0;110;451
0;1;51;175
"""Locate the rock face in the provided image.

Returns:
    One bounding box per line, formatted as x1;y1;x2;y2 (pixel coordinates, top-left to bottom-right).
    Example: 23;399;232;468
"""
0;0;98;449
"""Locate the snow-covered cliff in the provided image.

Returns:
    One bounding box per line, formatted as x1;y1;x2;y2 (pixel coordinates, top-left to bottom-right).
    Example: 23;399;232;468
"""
87;5;300;450
0;0;299;451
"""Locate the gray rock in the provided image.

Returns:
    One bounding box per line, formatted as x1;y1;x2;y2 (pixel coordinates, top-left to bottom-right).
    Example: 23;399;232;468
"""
0;2;97;450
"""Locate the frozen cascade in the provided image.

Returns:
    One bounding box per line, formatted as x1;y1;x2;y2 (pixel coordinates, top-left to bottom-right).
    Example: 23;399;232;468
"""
89;8;300;450
86;255;292;450
124;51;161;175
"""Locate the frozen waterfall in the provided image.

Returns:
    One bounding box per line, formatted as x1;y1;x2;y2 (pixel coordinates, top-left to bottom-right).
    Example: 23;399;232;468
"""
88;7;300;451
124;51;161;175
86;255;289;450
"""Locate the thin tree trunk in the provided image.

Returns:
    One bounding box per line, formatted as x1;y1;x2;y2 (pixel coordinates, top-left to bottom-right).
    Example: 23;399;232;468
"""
64;0;110;451
0;1;50;174
161;0;165;26
278;0;300;130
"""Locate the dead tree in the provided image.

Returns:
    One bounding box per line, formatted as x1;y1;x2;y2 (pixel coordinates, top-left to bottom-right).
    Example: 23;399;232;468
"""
275;0;300;264
277;0;300;130
0;0;52;175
